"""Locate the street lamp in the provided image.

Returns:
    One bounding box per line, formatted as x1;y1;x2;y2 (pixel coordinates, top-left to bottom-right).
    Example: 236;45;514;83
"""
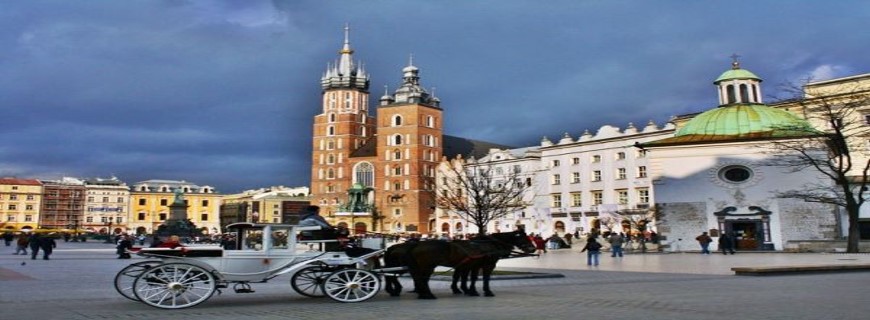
104;217;114;243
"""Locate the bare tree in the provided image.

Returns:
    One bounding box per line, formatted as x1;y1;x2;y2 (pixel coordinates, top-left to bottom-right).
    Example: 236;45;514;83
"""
436;157;533;235
765;80;870;252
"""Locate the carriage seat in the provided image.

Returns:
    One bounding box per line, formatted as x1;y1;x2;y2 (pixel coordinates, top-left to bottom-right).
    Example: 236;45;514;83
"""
137;247;224;258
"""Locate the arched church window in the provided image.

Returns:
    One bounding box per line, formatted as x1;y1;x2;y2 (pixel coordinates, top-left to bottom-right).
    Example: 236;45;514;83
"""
393;134;402;145
392;115;403;126
354;162;374;187
739;84;749;103
726;85;736;104
327;126;335;136
393;149;402;160
327;169;335;179
329;113;336;122
752;85;760;102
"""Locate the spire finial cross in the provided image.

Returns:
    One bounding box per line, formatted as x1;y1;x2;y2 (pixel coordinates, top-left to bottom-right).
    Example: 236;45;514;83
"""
730;53;741;69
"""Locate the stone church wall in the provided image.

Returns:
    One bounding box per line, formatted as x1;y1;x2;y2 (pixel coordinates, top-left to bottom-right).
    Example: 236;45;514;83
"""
656;201;707;252
777;199;838;243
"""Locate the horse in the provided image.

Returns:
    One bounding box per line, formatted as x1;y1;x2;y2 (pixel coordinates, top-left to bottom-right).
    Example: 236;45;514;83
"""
382;230;535;299
449;232;537;297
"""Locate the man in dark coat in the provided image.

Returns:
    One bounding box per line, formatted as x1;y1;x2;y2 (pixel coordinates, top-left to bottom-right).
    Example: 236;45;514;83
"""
719;232;736;255
28;232;41;260
37;234;57;260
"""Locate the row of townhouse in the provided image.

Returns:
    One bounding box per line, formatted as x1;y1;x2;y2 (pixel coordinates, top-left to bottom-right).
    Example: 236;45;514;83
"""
0;177;309;236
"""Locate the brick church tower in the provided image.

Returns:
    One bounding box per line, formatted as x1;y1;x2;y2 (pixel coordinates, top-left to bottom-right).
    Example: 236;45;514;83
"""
310;27;442;234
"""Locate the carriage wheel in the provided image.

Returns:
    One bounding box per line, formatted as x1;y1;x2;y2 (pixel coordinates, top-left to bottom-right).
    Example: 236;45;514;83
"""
132;263;217;309
291;265;333;297
114;261;161;301
322;269;380;303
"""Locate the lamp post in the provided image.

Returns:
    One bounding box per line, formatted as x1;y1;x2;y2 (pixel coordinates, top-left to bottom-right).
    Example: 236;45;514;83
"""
104;217;114;243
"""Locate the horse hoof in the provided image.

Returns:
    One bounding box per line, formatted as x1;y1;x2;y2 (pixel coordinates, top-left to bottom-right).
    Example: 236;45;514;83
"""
484;292;495;297
466;292;480;297
418;294;437;300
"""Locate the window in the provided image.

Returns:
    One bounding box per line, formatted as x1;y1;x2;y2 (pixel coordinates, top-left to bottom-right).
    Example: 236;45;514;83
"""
592;155;601;162
87;196;93;202
24;215;32;221
202;200;209;206
394;208;402;216
327;154;335;164
354;162;374;187
102;197;109;202
201;214;208;221
592;191;603;205
327;169;335;179
551;194;562;208
552;174;561;185
329;113;336;122
393;181;401;191
327;140;336;150
393;166;403;175
571;193;582;207
638;189;650;203
552;160;560;167
26;195;34;200
87;216;94;223
719;165;753;183
393;134;402;145
7;205;16;210
572;157;580;165
592;170;602;182
139;198;146;205
637;149;647;158
117;197;124;203
616;152;626;160
426;115;435;127
617;190;629;205
617;168;626;180
392;115;403;126
327;126;335;136
638;166;647;178
571;172;580;183
864;114;870;125
6;216;14;221
138;213;146;220
513;165;522;173
159;213;167;220
326;185;335;193
116;217;124;223
25;205;33;211
160;199;168;206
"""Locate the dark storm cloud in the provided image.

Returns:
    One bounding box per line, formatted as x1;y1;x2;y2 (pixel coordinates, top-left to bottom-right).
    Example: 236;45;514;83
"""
2;1;869;192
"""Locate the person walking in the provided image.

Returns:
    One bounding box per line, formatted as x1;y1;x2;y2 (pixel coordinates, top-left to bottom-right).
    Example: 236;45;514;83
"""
116;234;133;259
28;232;41;260
14;233;29;255
3;232;13;246
608;232;625;257
580;237;602;266
37;234;57;260
696;231;712;254
719;232;736;255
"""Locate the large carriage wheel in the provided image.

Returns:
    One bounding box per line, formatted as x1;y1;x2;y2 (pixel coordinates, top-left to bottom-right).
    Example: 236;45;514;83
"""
114;261;161;301
291;265;334;297
322;269;380;303
132;263;217;309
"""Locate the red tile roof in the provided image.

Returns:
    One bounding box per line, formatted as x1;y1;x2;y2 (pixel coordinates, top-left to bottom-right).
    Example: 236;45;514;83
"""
0;178;42;186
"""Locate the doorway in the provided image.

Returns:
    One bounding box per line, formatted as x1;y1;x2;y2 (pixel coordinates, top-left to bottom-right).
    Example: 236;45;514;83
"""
727;221;763;250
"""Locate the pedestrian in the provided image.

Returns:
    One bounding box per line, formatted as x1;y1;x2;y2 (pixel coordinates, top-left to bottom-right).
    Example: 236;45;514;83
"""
533;235;547;254
580;237;602;266
608;232;624;257
37;234;57;260
116;235;133;259
14;233;29;255
719;231;736;255
696;231;712;254
28;232;41;260
3;232;13;246
564;232;573;246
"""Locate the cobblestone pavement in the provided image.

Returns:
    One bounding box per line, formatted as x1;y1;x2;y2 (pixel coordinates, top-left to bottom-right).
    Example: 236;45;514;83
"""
1;241;868;320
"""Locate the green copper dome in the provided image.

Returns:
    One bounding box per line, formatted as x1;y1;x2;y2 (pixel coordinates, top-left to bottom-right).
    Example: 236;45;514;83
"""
715;68;761;83
675;104;815;138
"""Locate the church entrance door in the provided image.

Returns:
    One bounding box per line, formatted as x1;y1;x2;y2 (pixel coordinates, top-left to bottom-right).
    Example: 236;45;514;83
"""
726;220;763;250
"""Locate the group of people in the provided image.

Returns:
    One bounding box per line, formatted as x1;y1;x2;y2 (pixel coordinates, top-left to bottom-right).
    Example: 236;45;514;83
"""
4;232;57;260
579;232;628;266
695;231;736;255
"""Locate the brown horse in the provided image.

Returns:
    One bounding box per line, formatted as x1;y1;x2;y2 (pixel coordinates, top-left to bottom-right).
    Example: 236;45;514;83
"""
383;230;535;299
450;233;537;297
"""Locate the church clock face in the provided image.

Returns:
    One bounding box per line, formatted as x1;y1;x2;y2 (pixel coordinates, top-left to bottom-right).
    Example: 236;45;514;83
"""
719;165;752;183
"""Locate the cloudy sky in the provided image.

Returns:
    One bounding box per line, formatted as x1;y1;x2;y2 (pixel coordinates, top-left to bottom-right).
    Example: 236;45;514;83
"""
2;1;869;193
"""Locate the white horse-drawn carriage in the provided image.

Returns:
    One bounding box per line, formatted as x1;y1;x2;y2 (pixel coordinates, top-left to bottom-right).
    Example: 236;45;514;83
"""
114;223;387;309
